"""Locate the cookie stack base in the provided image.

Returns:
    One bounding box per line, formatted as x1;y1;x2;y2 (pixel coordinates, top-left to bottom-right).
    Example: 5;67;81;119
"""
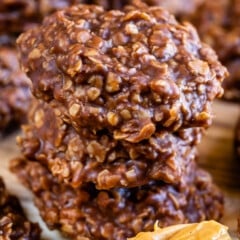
11;157;223;240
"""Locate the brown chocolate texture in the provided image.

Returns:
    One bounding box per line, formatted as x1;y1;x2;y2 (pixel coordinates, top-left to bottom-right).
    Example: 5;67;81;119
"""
17;4;227;139
0;177;41;239
18;99;201;189
11;3;226;239
11;158;223;240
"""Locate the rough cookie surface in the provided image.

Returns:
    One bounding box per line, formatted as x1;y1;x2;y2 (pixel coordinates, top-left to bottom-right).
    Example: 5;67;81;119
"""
0;177;41;239
0;45;31;132
18;100;201;189
17;4;227;140
11;158;223;240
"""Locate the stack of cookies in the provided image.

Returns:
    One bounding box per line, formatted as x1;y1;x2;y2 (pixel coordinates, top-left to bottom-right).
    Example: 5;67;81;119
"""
11;3;227;240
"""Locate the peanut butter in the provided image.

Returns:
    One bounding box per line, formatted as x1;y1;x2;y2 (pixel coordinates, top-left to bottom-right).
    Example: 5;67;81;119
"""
128;220;231;240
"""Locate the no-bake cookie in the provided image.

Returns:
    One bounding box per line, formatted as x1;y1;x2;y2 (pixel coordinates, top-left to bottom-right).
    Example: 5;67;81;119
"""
11;158;223;240
17;4;227;138
11;4;226;239
18;100;201;189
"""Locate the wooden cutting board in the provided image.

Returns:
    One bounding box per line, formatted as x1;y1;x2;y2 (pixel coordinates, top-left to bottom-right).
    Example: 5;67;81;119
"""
0;100;239;239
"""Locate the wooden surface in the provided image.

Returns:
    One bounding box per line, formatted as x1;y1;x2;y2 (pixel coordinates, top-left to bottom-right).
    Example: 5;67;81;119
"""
0;100;239;239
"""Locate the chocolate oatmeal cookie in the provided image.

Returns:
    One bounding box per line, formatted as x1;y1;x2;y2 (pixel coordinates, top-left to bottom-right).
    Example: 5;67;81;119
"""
11;157;223;240
18;100;201;189
0;177;41;239
0;45;31;132
17;4;227;139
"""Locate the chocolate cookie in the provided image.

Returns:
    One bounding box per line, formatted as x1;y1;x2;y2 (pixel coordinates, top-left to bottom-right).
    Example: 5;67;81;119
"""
18;99;201;189
0;177;41;239
11;157;223;240
17;4;227;139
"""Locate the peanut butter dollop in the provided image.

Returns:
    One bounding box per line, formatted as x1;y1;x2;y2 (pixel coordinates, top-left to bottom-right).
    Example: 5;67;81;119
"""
128;220;231;240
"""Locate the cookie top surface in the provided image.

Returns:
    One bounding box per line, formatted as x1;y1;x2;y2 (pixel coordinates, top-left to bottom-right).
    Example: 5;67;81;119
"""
17;4;227;141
